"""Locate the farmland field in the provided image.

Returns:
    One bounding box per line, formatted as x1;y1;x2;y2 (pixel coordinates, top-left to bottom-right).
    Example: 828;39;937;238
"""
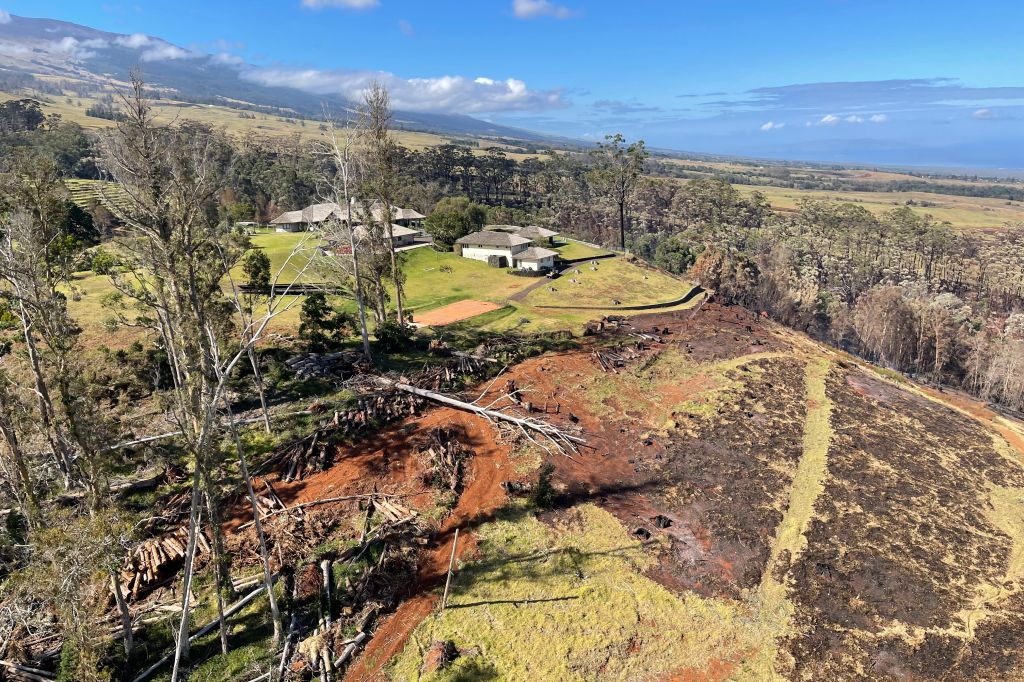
736;183;1024;230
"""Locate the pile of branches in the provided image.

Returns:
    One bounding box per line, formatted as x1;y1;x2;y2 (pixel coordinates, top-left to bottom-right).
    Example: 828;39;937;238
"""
592;341;649;373
280;496;421;679
419;427;470;493
261;392;424;481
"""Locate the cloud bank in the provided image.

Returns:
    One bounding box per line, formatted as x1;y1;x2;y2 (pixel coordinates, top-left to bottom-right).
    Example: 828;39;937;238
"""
241;66;566;114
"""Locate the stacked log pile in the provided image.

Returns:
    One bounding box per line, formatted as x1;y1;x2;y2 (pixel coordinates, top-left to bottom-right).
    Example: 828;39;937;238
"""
121;526;210;599
285;351;365;381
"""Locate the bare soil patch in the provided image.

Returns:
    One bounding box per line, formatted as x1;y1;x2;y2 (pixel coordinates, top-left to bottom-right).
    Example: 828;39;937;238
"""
413;300;501;326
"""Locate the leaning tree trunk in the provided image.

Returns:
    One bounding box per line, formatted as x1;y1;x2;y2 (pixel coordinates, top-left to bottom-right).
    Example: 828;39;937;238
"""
17;298;73;488
202;476;230;656
170;468;204;682
247;345;272;434
110;570;134;661
223;397;283;645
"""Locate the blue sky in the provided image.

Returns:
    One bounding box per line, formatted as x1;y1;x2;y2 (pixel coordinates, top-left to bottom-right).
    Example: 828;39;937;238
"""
4;0;1024;168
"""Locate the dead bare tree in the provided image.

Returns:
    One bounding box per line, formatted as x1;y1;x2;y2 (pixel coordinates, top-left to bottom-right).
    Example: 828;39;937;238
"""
312;113;372;362
99;74;309;680
359;82;406;327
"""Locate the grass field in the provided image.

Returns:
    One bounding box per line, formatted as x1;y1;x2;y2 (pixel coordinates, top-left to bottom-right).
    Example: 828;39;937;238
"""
733;183;1024;230
524;258;689;308
550;238;611;260
65;232;697;347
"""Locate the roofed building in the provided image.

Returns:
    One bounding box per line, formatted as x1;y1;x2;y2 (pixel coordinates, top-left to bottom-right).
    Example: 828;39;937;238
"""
456;230;557;271
271;200;426;233
484;223;560;246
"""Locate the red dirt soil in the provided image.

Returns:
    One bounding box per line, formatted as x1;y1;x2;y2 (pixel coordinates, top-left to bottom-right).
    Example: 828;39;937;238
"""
413;300;501;326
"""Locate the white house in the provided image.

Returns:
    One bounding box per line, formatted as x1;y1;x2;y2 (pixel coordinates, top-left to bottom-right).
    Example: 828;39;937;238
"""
456;230;558;271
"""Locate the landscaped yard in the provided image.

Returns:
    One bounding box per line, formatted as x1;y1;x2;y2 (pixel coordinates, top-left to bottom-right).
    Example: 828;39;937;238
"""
398;247;538;313
551;238;611;261
65;232;698;348
523;258;690;308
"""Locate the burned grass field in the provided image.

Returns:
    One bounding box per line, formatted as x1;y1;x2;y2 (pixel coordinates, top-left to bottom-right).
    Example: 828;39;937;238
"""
338;303;1024;681
113;302;1024;680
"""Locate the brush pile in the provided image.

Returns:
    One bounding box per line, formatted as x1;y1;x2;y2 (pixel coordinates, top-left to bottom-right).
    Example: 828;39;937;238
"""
592;341;649;373
418;427;470;492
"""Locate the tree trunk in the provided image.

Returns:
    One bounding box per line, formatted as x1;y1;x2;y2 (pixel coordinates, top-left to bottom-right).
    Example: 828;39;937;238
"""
618;200;626;252
17;298;73;488
0;421;41;527
386;222;405;326
110;570;134;662
223;398;283;646
170;469;203;682
247;346;271;434
202;477;230;656
345;191;372;363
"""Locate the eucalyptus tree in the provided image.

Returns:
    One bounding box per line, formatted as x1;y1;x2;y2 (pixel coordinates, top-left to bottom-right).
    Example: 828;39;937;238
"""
588;133;648;251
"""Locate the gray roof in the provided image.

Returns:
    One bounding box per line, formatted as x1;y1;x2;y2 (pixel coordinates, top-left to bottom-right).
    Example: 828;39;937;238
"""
516;246;559;261
518;225;559;240
456;231;533;248
352;224;420;240
274;200;423;226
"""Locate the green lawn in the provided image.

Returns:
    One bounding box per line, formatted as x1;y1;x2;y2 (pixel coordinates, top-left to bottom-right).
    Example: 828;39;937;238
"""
524;258;689;308
398;247;538;314
229;232;323;285
66;235;696;349
551;238;612;261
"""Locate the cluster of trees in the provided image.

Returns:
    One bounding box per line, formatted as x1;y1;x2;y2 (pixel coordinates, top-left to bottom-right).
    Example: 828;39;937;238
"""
0;76;419;680
619;177;1024;411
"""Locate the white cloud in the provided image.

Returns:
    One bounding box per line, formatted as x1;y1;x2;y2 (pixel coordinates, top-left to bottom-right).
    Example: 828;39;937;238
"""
819;113;840;125
114;33;194;61
398;19;414;37
0;41;27;56
845;114;864;123
301;0;379;8
973;108;997;119
211;52;244;66
115;32;151;48
140;43;192;61
241;66;567;114
47;36;109;60
760;121;784;131
0;9;11;24
513;0;576;19
869;113;888;123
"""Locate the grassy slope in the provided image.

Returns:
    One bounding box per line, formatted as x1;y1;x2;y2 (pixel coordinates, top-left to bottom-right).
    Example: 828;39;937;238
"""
67;233;696;346
389;503;760;681
524;258;689;308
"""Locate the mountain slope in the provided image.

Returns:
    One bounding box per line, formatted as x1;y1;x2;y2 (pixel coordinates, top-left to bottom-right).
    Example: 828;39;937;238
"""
0;13;556;142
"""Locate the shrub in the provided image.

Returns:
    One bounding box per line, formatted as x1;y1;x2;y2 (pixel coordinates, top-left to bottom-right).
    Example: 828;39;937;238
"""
530;462;556;509
375;320;414;352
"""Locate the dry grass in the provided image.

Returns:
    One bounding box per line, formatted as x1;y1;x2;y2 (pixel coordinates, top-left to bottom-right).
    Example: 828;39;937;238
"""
388;503;763;681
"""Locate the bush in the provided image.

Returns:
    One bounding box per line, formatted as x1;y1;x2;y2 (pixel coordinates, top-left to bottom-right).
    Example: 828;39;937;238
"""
90;249;120;275
530;462;556;509
374;320;414;352
299;293;353;353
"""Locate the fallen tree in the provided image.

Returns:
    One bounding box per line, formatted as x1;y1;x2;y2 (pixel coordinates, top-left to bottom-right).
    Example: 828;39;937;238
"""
391;382;585;456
